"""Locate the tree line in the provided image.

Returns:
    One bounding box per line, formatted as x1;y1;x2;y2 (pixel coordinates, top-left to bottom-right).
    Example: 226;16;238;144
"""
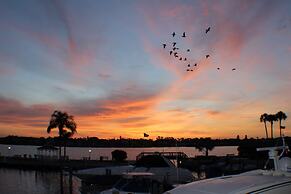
1;135;291;148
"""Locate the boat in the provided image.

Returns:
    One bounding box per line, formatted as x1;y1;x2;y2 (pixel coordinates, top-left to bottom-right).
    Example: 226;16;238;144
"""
100;172;173;194
74;152;194;186
165;145;291;194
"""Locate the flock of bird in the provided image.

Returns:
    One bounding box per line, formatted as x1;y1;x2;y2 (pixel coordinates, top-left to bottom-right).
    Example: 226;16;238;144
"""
162;27;236;72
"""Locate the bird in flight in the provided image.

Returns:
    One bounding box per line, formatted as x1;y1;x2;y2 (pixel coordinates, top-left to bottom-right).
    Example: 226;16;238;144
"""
182;32;186;37
188;64;191;67
194;63;197;66
179;57;182;61
187;49;190;52
172;32;176;37
206;55;210;58
217;67;220;70
173;42;176;47
206;27;211;34
163;44;166;48
184;58;187;61
170;51;173;55
232;68;236;71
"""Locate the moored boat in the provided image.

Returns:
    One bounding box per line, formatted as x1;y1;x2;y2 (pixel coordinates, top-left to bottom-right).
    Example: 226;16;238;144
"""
74;152;194;186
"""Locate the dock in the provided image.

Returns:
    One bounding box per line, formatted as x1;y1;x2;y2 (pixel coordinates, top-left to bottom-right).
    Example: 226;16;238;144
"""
0;156;134;170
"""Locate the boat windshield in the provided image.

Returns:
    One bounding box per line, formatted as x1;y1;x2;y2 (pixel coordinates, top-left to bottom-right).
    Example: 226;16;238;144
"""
117;178;153;193
114;178;129;190
135;155;170;167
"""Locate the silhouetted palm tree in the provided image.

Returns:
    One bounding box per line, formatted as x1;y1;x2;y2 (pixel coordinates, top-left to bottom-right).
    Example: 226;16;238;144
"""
260;113;269;138
276;111;287;137
196;144;215;157
47;110;77;160
195;138;215;157
267;114;277;139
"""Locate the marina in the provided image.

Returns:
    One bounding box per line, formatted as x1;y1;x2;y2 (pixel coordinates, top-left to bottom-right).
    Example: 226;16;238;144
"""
0;147;269;194
0;0;290;193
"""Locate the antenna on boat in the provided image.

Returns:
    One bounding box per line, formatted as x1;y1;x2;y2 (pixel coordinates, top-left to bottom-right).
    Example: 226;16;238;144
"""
257;132;289;171
257;144;289;171
279;135;287;158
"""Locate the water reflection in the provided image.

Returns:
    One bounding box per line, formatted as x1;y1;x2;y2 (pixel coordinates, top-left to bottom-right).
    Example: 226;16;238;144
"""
0;168;81;194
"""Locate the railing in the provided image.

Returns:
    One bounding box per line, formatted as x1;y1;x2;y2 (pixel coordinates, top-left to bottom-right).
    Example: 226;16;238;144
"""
136;151;188;161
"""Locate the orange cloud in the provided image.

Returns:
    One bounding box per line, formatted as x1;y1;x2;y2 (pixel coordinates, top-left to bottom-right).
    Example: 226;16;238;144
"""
0;92;290;139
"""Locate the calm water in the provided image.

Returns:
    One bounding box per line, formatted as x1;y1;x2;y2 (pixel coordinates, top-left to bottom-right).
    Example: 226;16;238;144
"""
0;145;238;160
0;168;81;194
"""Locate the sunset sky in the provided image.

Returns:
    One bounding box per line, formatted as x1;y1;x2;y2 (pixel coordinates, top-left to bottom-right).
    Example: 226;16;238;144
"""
0;0;291;139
